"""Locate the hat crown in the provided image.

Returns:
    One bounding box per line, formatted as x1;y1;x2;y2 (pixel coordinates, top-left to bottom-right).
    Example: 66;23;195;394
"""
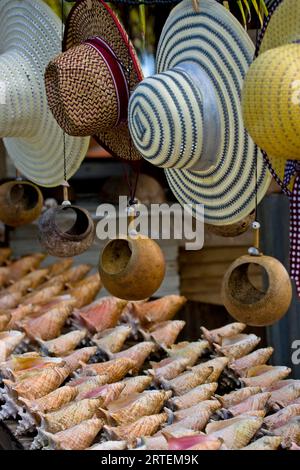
129;61;220;171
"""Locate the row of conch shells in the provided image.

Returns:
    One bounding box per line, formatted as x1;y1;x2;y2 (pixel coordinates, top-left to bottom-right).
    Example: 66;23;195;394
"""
0;257;299;452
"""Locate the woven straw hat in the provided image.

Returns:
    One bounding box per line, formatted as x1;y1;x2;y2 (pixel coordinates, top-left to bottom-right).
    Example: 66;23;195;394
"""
0;0;89;187
128;0;271;225
45;0;143;161
242;0;300;190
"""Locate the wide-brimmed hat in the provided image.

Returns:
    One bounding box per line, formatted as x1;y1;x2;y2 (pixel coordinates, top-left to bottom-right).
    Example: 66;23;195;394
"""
0;0;89;187
128;0;271;225
242;0;300;191
45;0;143;161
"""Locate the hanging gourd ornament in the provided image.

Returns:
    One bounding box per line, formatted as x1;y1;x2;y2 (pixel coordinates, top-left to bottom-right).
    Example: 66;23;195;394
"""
221;221;292;326
0;180;43;227
99;201;165;300
38;182;95;257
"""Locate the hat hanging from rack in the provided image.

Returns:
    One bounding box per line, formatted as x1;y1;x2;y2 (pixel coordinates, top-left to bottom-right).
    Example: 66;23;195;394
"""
45;0;143;161
0;0;89;187
128;0;271;225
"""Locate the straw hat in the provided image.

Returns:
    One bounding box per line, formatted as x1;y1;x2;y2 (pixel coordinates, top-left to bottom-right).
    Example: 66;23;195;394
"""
242;0;300;190
45;0;143;161
0;0;89;187
128;0;271;225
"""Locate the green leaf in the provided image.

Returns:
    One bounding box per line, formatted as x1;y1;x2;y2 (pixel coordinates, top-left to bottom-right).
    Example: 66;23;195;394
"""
260;0;269;17
237;0;247;27
139;4;146;51
251;0;263;26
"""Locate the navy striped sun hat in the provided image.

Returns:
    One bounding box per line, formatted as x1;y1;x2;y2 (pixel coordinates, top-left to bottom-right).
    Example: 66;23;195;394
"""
128;0;271;225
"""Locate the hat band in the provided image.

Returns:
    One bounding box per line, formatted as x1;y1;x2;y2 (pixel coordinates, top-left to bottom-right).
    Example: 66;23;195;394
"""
84;36;129;126
174;61;221;172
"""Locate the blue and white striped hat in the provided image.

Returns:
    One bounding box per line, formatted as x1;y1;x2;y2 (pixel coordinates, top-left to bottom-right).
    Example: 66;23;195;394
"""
128;0;271;225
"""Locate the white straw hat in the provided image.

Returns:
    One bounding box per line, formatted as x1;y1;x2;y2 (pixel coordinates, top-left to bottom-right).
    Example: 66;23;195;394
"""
129;0;271;225
0;0;89;187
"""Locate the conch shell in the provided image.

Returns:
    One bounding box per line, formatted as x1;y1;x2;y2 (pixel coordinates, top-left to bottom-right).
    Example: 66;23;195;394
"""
63;347;97;372
41;398;103;433
164;341;209;366
5;364;70;400
112;341;157;373
131;295;187;325
0;331;25;361
168;401;221;432
79;382;125;407
267;382;300;409
148;357;190;381
264;404;300;430
5;305;35;330
22;303;73;340
22;281;64;306
191;357;229;383
201;322;246;344
166;434;223;451
67;274;102;309
8;268;49;293
19;385;78;415
120;376;152;398
0;313;10;331
47;258;73;277
87;441;127;450
166;382;218;411
37;329;87;356
80;358;135;383
226;392;271;417
215;387;262;408
63;264;91;285
0;352;60;378
0;291;23;310
70;375;109;397
242;366;291;388
8;253;46;281
78;297;127;332
173;400;221;421
206;415;263;449
142;320;186;347
104;412;168;441
103;390;172;426
0;247;11;265
242;436;282;450
92;325;132;353
273;417;300;448
42;417;103;450
160;367;213;395
136;435;168;450
230;347;274;376
214;334;261;360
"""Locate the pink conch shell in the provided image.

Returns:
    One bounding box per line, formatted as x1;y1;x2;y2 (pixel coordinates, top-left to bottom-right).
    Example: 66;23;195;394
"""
267;383;300;409
67;274;102;308
104;412;168;441
104;390;172;426
148;357;190;381
37;329;87;356
267;379;300;392
142;320;186;347
78;297;127;332
112;341;157;373
63;347;97;372
92;325;132;353
22;281;64;306
119;376;152;398
87;441;127;450
34;296;76;316
191;357;229;383
230;347;274;376
77;382;125;407
290;442;300;450
160;367;213;395
41;398;103;433
201;322;246;344
226;392;271;416
71;375;109;397
173;400;221;421
168;383;218;410
47;258;73;277
241;436;282;450
164;341;209;366
242;366;291;388
19;385;78;415
5;305;35;330
165;433;222;451
22;304;73;341
131;295;187;325
206;415;263;449
8;253;46;281
264;404;300;430
273;417;300;448
42;417;103;450
215;387;262;408
214;334;261;360
80;358;135;382
4;364;70;400
0;331;25;360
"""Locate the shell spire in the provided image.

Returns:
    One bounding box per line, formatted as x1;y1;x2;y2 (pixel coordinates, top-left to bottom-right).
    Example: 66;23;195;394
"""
37;329;87;356
104;413;168;441
80;358;135;382
92;325;132;354
112;341;157;373
22;303;73;341
201;322;246;344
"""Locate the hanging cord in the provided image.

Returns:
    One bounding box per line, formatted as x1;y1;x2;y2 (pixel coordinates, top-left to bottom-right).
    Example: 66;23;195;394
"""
61;0;70;205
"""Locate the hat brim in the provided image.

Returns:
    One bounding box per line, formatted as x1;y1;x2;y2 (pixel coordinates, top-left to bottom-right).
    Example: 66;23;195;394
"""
63;0;143;161
159;0;271;225
0;0;89;188
256;0;300;192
